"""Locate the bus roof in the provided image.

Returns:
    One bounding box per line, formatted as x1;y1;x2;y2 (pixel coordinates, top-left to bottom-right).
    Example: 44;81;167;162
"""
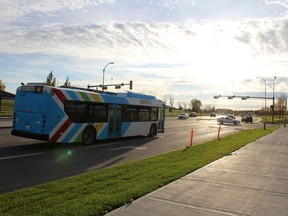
59;86;157;100
17;83;163;106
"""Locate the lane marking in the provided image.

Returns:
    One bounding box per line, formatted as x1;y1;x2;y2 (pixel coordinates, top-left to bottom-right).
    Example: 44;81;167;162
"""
0;152;43;160
177;132;189;135
109;146;147;151
85;142;123;148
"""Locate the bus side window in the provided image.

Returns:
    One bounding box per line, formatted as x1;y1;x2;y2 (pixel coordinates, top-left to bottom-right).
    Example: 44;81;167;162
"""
139;108;150;121
90;104;108;122
122;106;139;122
66;103;84;122
151;107;158;121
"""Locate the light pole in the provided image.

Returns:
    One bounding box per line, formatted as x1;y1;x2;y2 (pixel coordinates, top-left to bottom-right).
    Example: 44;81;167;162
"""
272;76;277;124
257;77;267;130
102;62;114;90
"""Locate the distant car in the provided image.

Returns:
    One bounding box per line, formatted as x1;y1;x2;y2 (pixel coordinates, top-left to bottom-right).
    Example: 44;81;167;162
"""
210;112;216;117
241;116;253;123
227;114;235;119
178;113;189;120
217;116;240;125
189;112;197;117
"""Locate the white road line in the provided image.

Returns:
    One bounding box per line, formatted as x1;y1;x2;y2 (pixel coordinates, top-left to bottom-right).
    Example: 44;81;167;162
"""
177;132;189;135
109;146;147;151
0;152;43;160
85;142;123;148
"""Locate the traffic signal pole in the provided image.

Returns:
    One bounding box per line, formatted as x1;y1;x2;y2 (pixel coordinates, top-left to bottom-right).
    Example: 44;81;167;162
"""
214;94;274;130
88;80;133;91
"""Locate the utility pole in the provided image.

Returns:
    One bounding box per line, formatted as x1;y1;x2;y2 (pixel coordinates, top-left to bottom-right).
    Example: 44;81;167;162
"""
284;98;287;128
257;77;267;130
102;62;114;90
272;76;277;124
0;88;2;113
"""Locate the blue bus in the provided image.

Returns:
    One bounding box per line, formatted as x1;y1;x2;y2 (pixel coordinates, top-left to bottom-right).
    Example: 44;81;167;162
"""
12;83;165;144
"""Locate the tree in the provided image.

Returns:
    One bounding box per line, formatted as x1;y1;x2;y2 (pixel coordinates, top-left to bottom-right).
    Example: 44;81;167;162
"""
177;102;182;114
162;94;168;106
0;80;6;112
182;101;188;112
169;94;175;112
204;105;215;113
64;76;71;87
276;94;287;118
191;99;202;113
46;71;56;86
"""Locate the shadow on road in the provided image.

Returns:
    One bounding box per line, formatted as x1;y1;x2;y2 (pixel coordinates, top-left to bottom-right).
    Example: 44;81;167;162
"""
0;136;158;194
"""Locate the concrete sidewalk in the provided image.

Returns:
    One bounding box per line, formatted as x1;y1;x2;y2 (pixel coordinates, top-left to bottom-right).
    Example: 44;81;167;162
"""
0;117;12;128
107;127;288;216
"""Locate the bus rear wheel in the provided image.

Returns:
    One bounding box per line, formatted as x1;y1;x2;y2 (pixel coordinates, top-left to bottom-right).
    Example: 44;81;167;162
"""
82;127;96;145
148;124;157;137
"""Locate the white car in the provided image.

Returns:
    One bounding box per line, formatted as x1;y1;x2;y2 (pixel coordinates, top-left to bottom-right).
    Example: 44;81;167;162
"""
178;113;189;120
217;116;240;125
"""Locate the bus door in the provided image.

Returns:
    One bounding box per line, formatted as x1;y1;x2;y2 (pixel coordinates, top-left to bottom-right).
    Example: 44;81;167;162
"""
108;104;121;137
158;107;165;132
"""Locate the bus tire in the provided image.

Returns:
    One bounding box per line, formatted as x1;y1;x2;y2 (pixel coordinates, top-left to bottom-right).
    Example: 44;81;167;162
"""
148;124;157;137
82;126;96;145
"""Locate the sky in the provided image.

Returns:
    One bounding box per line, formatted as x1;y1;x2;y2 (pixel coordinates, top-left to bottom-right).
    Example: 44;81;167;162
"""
0;0;288;110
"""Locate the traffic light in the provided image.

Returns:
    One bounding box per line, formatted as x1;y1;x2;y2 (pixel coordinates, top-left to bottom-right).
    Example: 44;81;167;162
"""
129;80;133;90
270;105;274;111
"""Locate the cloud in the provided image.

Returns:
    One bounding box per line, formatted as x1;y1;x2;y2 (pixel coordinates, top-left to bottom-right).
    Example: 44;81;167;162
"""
0;21;175;62
0;0;116;30
234;17;288;56
1;18;288;84
1;1;288;109
265;0;288;10
0;0;115;16
257;19;288;53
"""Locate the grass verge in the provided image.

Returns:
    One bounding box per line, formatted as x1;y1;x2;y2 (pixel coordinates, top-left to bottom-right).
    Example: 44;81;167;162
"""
258;115;288;124
0;127;278;215
0;100;14;117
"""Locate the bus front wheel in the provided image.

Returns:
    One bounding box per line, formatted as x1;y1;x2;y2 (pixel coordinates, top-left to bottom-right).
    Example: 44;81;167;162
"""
148;124;157;137
82;127;96;145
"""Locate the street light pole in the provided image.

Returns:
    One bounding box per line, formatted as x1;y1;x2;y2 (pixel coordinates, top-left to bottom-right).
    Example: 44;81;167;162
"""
272;76;277;124
257;77;267;130
102;62;114;90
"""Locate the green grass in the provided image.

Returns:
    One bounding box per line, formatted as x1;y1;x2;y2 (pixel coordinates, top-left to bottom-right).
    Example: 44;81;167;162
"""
165;108;182;117
258;115;287;124
0;100;14;117
0;126;278;216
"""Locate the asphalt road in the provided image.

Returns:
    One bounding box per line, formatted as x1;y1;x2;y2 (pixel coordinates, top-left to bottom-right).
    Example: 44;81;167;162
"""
0;117;262;193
